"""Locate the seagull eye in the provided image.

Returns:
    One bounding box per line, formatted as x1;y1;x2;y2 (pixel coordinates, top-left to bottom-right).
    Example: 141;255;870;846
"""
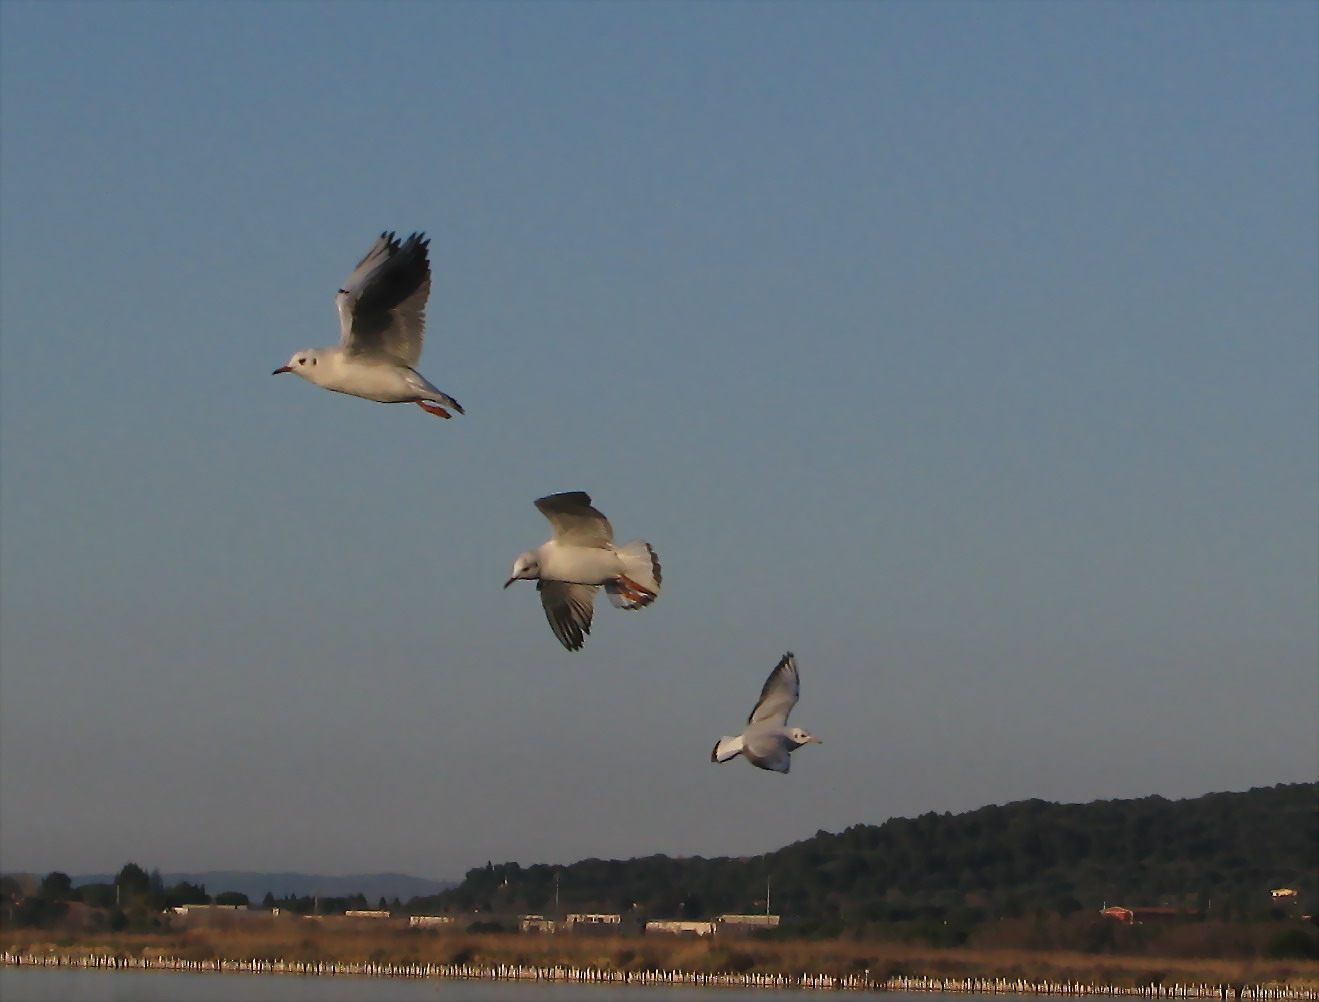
298;358;306;365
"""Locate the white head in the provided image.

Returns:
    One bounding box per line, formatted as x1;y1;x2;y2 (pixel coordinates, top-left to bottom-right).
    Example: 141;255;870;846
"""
504;551;541;588
272;348;326;382
786;727;822;750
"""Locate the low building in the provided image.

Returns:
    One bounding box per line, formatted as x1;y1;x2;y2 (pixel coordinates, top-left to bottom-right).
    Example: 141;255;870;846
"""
172;903;249;914
565;912;621;927
344;909;392;919
564;912;639;935
409;915;455;928
169;903;263;929
717;913;780;930
520;914;558;933
646;919;715;937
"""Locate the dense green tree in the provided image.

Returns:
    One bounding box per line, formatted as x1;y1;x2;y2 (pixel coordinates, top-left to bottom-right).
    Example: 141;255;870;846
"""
38;871;73;901
1265;929;1319;960
76;883;117;909
214;891;249;907
166;882;210;907
114;862;151;899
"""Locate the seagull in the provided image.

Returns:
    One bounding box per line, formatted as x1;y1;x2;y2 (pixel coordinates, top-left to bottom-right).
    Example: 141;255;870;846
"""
505;492;662;651
273;231;464;418
711;653;821;773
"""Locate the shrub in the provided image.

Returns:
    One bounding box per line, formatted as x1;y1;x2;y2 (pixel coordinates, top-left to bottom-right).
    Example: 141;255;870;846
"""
1263;928;1319;961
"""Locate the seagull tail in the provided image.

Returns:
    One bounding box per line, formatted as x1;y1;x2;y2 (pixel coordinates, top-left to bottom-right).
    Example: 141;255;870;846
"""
607;541;661;609
409;372;465;416
711;735;745;764
421;388;464;416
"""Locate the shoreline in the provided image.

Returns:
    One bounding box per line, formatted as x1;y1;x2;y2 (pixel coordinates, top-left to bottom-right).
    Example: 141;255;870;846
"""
4;951;1317;998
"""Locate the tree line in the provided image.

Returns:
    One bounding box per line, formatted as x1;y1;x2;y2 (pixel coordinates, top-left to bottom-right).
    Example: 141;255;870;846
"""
407;783;1317;926
0;863;251;931
4;784;1314;942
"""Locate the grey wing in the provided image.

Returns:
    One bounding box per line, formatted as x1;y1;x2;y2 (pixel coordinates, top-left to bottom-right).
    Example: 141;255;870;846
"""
538;580;599;651
534;492;614;549
335;231;431;366
747;652;799;725
743;727;792;773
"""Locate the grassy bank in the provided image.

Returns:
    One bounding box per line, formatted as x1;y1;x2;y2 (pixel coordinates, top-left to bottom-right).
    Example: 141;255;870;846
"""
3;926;1317;990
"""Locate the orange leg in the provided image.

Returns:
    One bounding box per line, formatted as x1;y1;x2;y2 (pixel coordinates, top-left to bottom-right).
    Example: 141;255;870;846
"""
616;576;657;605
416;400;452;419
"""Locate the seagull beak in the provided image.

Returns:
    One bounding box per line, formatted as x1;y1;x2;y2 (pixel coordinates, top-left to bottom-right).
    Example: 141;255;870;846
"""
272;366;293;375
808;736;823;744
503;577;516;589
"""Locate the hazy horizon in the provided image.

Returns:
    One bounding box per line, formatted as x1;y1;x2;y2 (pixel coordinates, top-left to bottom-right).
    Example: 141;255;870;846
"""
2;1;1315;880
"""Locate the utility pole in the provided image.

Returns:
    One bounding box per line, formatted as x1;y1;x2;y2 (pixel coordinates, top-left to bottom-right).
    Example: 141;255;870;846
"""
766;875;771;916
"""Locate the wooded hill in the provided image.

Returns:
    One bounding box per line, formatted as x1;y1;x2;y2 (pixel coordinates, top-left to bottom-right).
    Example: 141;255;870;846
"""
409;784;1316;923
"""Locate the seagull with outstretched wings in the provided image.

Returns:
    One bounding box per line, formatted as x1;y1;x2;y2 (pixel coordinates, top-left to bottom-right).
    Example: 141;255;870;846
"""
273;231;463;419
505;492;662;651
712;653;821;773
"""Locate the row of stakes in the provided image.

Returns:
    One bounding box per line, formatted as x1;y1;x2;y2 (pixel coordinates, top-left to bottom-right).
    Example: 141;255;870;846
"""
5;951;1318;997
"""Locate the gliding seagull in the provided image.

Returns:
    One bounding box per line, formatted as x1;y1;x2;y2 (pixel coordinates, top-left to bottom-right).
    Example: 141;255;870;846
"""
712;653;821;773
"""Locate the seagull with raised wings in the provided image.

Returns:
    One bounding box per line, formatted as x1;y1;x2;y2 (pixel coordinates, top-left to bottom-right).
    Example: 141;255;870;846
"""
712;653;821;773
505;492;662;651
273;231;463;418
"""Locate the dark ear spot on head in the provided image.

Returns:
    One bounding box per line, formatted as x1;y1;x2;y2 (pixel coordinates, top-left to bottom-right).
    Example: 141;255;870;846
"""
311;357;317;365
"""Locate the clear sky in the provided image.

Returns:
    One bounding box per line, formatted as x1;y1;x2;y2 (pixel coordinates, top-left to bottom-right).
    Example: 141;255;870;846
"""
1;1;1314;882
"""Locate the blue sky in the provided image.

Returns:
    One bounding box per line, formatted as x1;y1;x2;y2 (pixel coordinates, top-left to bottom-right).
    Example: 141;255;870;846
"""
2;1;1314;882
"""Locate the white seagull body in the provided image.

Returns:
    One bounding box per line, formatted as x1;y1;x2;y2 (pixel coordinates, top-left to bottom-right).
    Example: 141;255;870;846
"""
273;231;463;418
505;492;662;651
712;653;821;773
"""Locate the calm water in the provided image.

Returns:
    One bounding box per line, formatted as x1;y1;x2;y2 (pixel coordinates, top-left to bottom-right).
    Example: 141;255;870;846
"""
0;966;915;1002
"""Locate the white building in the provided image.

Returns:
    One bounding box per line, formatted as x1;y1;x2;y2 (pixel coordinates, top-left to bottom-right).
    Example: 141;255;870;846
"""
172;903;248;914
520;914;558;933
409;915;455;928
565;912;621;927
717;913;780;928
646;920;716;936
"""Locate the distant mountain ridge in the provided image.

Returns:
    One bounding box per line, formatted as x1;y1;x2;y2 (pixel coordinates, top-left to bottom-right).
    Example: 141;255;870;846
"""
61;871;454;903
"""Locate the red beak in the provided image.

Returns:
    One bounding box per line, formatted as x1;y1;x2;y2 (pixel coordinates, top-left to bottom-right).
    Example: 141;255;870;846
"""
272;366;293;375
503;578;516;589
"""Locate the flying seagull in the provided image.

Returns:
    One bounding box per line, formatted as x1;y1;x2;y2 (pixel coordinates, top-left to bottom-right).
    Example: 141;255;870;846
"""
711;653;821;773
273;231;464;418
505;492;662;651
